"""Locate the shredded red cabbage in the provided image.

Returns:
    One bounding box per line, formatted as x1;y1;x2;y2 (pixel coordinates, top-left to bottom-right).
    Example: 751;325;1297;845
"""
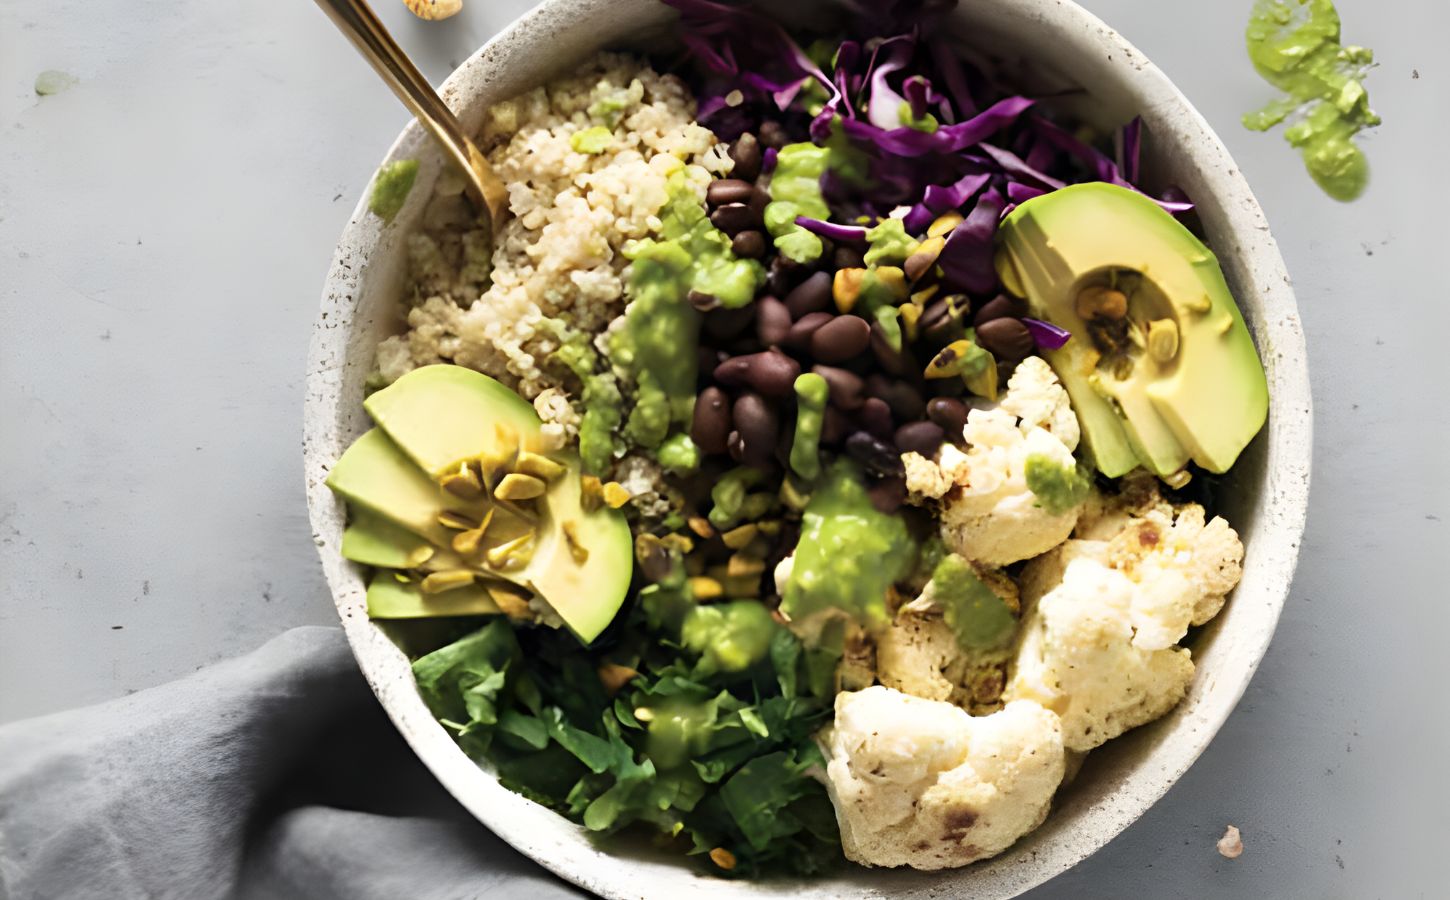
1022;317;1071;350
794;216;870;243
937;187;1004;295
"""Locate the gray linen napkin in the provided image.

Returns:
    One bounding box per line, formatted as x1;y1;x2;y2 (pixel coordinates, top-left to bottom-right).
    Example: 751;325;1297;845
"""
0;627;584;900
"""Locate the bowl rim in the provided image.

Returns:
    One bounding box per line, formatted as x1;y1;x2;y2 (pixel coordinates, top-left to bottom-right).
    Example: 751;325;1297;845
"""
303;1;1312;896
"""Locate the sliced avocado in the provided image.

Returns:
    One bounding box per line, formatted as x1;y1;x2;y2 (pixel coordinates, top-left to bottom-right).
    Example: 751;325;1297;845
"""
365;575;501;619
325;428;484;546
996;183;1268;476
365;364;543;477
342;508;436;568
512;454;633;645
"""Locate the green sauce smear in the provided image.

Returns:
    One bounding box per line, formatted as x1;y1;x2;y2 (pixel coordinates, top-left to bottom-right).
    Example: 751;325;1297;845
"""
615;171;766;451
929;554;1016;651
368;159;419;223
780;460;917;629
1024;453;1093;515
1244;0;1379;201
763;127;869;264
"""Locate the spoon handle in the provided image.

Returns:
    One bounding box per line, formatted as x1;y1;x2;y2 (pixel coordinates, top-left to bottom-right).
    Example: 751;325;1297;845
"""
314;0;508;230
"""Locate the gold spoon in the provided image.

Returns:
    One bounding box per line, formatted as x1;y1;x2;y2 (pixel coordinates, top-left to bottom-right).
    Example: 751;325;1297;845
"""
314;0;509;233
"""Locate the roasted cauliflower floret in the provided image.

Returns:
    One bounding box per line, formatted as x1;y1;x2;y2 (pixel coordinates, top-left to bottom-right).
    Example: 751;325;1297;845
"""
1007;557;1196;752
903;360;1087;567
1106;503;1245;626
823;687;1066;870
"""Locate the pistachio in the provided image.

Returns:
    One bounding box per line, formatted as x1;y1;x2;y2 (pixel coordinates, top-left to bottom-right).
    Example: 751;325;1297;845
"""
602;482;632;509
688;576;725;600
726;554;766;578
440;462;484;500
561;520;590;564
755;519;782;536
484;582;534;618
833;268;867;314
515;451;566;482
927;211;964;238
706;565;762;597
1162;468;1193;489
494;473;547;501
659;533;695;556
903;235;946;283
420;569;477;594
632;707;656;723
686;516;716;539
404;545;436;568
779;476;812;511
597;663;639;696
451;525;486;556
875;266;909;301
1075;285;1129;321
721;523;759;550
634;534;675;583
392;571;413;583
897;302;922;343
404;0;463;21
485;531;535;571
910;284;939;306
580;475;604;512
1147;318;1180;362
437;510;479;531
709;847;737;871
925;339;987;379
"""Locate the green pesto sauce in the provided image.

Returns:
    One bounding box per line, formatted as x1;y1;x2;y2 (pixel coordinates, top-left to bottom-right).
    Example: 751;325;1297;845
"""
863;218;918;267
930;554;1016;651
682;600;778;674
1023;452;1092;515
368;159;419;223
897;102;939;134
570;126;614;154
780;460;917;630
645;694;720;770
1244;0;1378;201
763;127;869;263
615;172;765;449
553;326;622;474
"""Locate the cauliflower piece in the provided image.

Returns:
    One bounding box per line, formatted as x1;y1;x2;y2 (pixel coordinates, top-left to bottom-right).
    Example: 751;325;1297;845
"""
902;450;953;499
935;411;1083;566
823;687;1066;870
1005;557;1196;752
998;356;1080;451
1073;471;1168;541
1105;503;1245;626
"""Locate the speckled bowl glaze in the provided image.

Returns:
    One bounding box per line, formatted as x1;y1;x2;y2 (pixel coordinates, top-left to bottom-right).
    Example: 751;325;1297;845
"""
304;1;1312;896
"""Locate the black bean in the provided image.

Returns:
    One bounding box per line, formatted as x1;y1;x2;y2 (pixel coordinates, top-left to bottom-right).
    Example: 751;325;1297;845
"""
756;296;791;346
871;323;917;378
767;254;808;297
858;397;895;441
704;304;755;340
811;316;871;363
736;349;800;397
747;186;770;218
712;356;750;387
927;378;966;398
926;397;970;435
895;420;945;456
845;430;906;478
710;202;762;235
784;311;833;351
784;271;833;319
821;405;851;445
834;245;865;270
724;335;765;356
867;476;907;514
688;289;719;312
733;392;779;467
691;386;732;455
732;230;766;259
727;430;745;462
867;375;926;421
758;120;788;149
729;133;763;183
973;293;1027;327
920;298;967;346
707;179;756;207
975;317;1034;362
812;364;865;411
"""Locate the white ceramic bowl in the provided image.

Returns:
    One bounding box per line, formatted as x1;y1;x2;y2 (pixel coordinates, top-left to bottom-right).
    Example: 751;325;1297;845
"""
304;1;1312;896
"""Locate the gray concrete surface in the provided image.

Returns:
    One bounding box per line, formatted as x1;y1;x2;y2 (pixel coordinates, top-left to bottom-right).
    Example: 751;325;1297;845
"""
2;0;1445;896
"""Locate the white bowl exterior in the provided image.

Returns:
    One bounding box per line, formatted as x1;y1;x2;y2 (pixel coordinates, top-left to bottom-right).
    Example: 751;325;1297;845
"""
304;1;1312;897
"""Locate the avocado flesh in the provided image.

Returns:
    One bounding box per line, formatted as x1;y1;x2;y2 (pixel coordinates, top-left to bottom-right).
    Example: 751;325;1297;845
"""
996;182;1268;476
365;575;502;619
342;508;437;569
330;365;633;644
365;365;543;477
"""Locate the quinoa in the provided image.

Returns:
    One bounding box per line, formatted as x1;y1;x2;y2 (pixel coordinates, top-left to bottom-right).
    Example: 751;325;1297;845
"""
375;53;733;421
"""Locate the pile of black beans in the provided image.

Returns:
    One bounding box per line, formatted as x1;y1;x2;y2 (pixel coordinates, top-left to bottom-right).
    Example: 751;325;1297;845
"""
686;129;1043;512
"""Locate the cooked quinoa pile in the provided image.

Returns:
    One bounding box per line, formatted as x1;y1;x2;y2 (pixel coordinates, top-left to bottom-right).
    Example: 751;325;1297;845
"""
375;54;732;449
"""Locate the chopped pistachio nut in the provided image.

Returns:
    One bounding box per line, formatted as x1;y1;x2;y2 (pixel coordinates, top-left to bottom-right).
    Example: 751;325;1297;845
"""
561;520;590;564
833;268;867;314
688;576;725;600
925;338;991;379
440;462;484;501
597;663;638;695
484;582;534;618
726;554;766;578
928;211;964;238
437;510;479;531
515;451;567;481
580;475;604;512
1147;318;1180;361
420;569;477;594
898;302;922;342
686;516;715;539
1075;285;1129;320
721;523;759;550
602;482;632;509
485;531;535;571
494;473;547;501
904;235;946;283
